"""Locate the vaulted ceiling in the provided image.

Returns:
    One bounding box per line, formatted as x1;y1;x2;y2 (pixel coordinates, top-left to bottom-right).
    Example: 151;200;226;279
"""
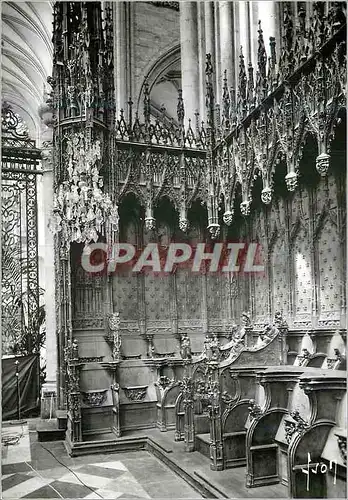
1;1;53;141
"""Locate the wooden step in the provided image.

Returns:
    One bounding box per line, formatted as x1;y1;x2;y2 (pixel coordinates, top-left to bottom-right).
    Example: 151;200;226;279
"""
36;419;66;442
195;433;211;459
56;410;68;430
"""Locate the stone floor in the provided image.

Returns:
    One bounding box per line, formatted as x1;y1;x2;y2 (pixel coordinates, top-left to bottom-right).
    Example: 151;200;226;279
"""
1;422;202;499
144;429;287;499
1;421;288;499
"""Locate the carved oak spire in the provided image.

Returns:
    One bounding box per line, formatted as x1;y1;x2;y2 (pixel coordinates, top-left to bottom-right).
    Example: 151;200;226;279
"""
257;21;267;81
247;62;255;111
143;80;151;125
222;70;230;132
177;88;185;126
237;46;247;120
280;3;294;78
205;53;215;130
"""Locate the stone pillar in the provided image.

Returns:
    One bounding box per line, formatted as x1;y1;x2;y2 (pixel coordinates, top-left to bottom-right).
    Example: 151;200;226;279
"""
114;1;128;113
40;134;58;419
238;1;250;62
248;1;258;70
214;1;221;104
257;1;276;46
197;2;206;120
205;2;216;67
180;2;200;126
219;1;235;89
204;2;216;106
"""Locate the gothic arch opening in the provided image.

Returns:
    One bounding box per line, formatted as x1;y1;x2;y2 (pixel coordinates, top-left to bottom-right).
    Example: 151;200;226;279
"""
154;196;178;246
298;132;320;189
119;193;144;248
137;45;181;124
187;199;208;244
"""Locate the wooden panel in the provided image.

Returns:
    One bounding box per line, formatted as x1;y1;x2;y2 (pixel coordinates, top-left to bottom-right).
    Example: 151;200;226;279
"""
112;273;139;321
206;274;222;319
252;447;278;479
120;402;157;430
144;273;171;320
224;432;247;463
293;226;312;327
252;208;269;327
72;264;104;329
292;468;327;498
271;236;289;318
317;218;341;327
175;267;202;321
81;406;113;432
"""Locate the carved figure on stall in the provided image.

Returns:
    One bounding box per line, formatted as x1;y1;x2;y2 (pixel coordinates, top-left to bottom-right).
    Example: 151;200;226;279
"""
64;339;72;362
274;311;288;330
72;338;79;359
224;326;246;360
336;434;347;465
221;325;238;351
240;312;251;340
209;334;221;361
112;331;122;361
107;312;122;361
232;333;245;354
332;348;346;370
284;410;309;443
203;334;212;360
241;311;252;328
253;325;272;350
248;399;262;419
201;334;221;362
180;333;192;360
146;334;157;358
298;348;312;366
158;222;171;248
109;311;120;332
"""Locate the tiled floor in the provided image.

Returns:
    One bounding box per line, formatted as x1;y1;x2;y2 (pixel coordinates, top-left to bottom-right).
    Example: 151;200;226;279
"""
1;423;202;499
2;424;31;465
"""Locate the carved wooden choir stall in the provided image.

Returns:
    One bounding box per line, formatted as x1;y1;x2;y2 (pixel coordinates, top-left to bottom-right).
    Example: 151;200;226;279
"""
46;2;347;498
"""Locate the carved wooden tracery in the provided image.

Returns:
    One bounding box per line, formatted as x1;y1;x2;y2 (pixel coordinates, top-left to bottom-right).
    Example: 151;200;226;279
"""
51;3;346;232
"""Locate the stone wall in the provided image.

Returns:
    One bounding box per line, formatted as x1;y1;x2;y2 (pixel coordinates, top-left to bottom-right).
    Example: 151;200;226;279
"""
133;2;180;110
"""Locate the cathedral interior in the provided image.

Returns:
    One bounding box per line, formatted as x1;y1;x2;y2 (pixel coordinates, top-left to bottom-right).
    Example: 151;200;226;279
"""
1;1;347;499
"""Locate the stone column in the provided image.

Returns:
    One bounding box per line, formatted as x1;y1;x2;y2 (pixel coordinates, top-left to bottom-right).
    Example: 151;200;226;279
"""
180;1;200;126
40;133;58;419
248;1;258;70
214;1;221;104
205;2;215;66
197;2;206;120
257;1;276;46
238;1;250;62
114;1;127;113
204;2;216;105
219;1;235;89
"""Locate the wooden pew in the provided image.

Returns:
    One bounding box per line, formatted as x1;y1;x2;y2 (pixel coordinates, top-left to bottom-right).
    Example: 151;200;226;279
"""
221;366;265;468
287;371;346;498
245;365;310;487
246;368;347;497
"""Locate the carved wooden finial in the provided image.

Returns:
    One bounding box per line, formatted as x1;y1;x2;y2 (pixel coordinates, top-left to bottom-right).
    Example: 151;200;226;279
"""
177;88;184;125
